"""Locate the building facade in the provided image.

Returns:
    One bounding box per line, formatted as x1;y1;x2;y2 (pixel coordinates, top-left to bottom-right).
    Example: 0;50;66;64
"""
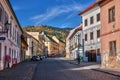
66;25;83;60
25;33;41;59
52;36;65;55
79;2;101;62
41;32;59;56
0;0;23;70
20;32;28;61
99;0;120;69
27;32;45;55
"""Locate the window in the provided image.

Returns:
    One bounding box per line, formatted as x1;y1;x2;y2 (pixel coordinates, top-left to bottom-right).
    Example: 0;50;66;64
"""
0;43;1;60
90;16;94;24
90;32;93;40
109;41;116;56
85;34;87;41
109;6;115;22
97;30;100;38
97;13;100;22
0;7;2;22
5;12;8;24
84;19;88;26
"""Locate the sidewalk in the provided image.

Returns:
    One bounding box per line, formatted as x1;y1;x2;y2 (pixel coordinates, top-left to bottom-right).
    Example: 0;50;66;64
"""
63;58;120;77
0;61;38;80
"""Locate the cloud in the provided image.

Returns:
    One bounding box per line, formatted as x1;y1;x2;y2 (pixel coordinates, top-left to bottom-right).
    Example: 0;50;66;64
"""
60;23;71;28
30;3;85;26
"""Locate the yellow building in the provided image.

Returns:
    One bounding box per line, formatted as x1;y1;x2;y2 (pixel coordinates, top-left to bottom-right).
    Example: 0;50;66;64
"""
41;32;59;56
52;36;65;54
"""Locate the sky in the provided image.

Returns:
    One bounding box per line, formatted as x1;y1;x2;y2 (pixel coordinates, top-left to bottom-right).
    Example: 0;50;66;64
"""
9;0;95;28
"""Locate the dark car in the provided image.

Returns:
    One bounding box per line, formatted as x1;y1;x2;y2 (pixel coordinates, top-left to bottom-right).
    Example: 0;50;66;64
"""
31;56;40;61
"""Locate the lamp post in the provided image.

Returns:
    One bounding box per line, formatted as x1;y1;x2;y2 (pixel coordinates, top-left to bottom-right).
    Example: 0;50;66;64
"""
0;21;11;34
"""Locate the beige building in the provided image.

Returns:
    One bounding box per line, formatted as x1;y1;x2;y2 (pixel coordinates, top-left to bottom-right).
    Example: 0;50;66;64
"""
52;36;65;54
25;33;41;59
41;32;59;56
27;32;45;54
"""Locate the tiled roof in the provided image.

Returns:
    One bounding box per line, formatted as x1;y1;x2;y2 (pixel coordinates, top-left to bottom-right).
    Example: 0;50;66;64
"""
67;24;82;39
76;24;82;30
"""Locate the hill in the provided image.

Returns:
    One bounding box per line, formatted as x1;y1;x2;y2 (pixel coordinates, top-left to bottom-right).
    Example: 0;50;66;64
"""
23;25;72;42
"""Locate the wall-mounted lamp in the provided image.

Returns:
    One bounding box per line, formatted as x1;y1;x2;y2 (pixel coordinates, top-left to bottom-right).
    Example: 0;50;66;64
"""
0;21;11;33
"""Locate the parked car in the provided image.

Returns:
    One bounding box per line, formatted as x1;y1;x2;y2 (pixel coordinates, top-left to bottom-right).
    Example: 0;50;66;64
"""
31;56;40;61
38;55;43;60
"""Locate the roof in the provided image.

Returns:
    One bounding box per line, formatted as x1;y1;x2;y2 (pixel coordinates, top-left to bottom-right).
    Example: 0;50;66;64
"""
44;35;58;44
79;2;98;15
76;24;82;30
98;0;112;7
67;24;82;40
6;0;23;33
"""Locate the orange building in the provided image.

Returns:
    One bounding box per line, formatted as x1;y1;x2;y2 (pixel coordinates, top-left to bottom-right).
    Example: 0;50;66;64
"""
99;0;120;69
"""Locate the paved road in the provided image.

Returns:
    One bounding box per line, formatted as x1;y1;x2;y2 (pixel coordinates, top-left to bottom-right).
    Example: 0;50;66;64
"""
33;58;120;80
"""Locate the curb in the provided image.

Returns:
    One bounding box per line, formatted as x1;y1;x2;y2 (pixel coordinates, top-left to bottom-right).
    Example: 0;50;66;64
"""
92;69;120;78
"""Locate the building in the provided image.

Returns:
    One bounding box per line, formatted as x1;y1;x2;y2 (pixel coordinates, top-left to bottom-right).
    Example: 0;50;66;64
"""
65;34;70;59
25;33;41;59
41;32;59;56
20;32;28;61
65;25;83;60
79;2;101;62
69;25;83;60
52;36;65;54
66;29;75;59
27;32;45;55
0;0;23;70
99;0;120;69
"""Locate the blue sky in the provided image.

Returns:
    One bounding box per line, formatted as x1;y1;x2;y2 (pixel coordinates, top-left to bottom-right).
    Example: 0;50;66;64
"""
10;0;95;28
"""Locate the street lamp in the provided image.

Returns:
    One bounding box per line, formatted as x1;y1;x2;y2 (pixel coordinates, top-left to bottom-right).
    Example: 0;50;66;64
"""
0;21;11;33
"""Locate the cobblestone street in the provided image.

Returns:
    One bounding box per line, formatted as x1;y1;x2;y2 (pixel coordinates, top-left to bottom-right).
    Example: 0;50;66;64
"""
0;61;38;80
0;57;120;80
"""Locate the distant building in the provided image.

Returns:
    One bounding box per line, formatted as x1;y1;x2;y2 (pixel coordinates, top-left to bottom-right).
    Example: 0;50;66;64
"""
52;36;65;54
25;33;41;59
79;2;101;62
27;32;45;55
99;0;120;69
41;32;59;56
0;0;23;70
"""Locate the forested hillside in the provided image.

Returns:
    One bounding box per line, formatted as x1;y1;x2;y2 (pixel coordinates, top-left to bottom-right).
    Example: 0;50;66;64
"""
23;25;72;42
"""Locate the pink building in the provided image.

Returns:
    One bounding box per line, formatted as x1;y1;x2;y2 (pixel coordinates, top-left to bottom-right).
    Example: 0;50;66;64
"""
0;0;23;70
99;0;120;69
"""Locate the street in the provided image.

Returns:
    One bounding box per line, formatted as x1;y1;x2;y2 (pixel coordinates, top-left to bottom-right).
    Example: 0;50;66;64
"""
33;57;120;80
0;57;120;80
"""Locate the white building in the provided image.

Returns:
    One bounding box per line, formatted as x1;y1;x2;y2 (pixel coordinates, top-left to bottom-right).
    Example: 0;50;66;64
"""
66;25;83;60
79;2;101;62
0;0;23;70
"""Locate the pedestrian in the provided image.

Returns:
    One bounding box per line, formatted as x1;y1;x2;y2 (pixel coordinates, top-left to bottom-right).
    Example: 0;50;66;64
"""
77;53;80;64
